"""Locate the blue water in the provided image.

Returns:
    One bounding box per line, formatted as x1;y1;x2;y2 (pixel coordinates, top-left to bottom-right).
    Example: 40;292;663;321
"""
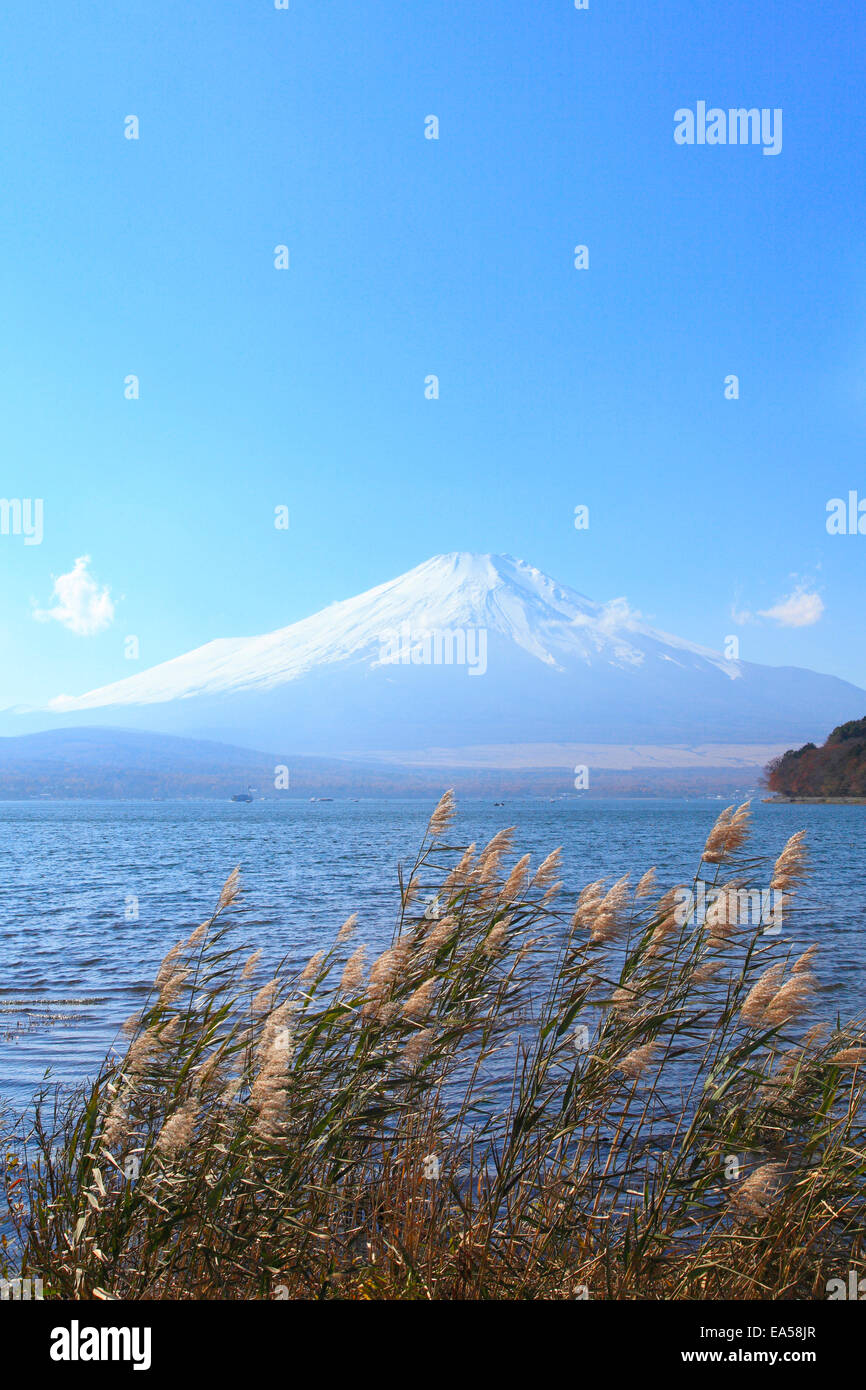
1;797;864;1117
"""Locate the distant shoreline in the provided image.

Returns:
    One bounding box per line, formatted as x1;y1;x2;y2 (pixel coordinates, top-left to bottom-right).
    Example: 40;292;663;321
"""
763;796;866;804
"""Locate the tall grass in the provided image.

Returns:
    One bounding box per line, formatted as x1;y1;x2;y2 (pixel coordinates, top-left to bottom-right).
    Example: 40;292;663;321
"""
3;793;865;1300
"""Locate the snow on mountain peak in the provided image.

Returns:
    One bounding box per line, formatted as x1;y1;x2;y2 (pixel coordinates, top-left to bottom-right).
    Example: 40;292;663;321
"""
47;552;735;712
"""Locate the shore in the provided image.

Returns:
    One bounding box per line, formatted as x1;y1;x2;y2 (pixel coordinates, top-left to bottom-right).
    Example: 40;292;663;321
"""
763;796;866;804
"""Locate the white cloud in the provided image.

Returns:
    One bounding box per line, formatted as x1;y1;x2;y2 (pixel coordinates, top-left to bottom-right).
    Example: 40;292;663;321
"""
594;597;642;632
758;585;825;628
33;555;116;636
730;602;753;626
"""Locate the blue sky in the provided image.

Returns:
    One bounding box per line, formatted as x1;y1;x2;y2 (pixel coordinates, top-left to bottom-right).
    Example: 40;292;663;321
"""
1;0;865;709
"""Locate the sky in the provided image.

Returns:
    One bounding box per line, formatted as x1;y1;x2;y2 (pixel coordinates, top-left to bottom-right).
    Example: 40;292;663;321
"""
1;0;865;709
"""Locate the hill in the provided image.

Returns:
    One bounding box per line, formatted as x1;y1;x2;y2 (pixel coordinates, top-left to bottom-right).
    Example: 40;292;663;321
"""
764;717;866;798
0;728;418;800
0;727;766;800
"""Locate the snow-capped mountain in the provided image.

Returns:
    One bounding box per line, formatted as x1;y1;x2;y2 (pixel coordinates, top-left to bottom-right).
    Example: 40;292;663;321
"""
24;553;866;752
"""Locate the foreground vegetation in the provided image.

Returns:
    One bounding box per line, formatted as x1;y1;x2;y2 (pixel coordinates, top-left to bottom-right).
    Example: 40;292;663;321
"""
3;794;866;1300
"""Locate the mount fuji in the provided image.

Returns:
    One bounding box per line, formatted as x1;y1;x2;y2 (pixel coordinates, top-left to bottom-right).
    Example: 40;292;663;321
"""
17;553;866;756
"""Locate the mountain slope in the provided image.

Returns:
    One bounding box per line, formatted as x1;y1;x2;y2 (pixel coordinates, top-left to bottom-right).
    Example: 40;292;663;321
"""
0;727;771;799
765;717;866;798
44;554;738;706
14;553;866;752
0;727;444;798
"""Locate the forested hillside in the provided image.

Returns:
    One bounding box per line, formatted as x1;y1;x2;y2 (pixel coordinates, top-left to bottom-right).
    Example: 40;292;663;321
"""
765;717;866;798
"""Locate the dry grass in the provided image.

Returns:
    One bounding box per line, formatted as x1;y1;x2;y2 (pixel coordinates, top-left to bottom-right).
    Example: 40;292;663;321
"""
3;793;866;1300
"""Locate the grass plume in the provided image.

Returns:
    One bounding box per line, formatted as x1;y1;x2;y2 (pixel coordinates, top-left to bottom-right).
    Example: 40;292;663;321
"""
3;796;866;1301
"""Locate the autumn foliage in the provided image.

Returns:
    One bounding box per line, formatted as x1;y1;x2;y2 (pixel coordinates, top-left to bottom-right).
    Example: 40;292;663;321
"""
765;717;866;799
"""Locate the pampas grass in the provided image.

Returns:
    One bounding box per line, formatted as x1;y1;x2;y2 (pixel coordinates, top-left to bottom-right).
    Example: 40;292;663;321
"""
3;795;866;1301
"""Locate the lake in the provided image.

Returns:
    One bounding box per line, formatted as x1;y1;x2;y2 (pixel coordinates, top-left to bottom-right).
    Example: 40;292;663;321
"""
2;797;864;1118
